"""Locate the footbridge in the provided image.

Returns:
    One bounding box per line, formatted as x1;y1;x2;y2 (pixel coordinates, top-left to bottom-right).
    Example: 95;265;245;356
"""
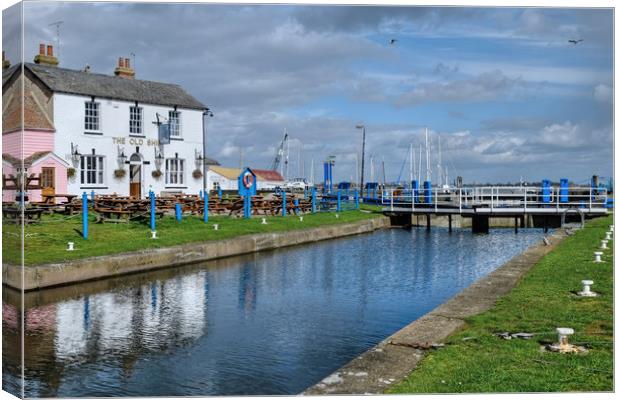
380;186;610;233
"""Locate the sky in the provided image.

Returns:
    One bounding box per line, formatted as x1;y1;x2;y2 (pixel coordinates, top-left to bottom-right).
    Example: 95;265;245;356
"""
2;1;614;184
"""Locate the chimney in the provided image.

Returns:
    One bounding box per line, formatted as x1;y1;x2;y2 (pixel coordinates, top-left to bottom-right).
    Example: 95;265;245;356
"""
33;43;59;66
114;56;135;79
2;51;10;69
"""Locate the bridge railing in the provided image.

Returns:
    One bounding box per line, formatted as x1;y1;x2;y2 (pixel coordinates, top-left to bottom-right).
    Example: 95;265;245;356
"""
379;186;608;213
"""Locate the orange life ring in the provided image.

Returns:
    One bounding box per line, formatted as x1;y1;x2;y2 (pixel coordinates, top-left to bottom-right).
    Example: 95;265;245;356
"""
243;172;254;189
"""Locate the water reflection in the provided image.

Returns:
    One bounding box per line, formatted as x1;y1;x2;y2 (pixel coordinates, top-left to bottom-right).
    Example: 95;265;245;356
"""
3;228;546;397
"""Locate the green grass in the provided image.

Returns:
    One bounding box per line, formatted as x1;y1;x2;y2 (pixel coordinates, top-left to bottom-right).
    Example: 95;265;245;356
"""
389;215;613;393
3;209;382;266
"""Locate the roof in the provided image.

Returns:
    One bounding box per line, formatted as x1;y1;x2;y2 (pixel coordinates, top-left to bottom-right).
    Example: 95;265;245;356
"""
204;157;220;166
3;63;207;110
253;169;285;181
209;166;283;182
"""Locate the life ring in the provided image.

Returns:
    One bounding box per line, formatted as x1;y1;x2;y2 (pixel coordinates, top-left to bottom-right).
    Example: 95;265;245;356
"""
243;172;254;189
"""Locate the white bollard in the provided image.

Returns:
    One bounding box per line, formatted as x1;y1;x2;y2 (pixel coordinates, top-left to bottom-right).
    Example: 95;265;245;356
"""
335;214;339;219
299;216;303;222
261;218;267;225
578;280;596;297
605;232;612;241
151;231;158;239
67;242;74;251
556;327;574;350
610;225;614;232
601;240;608;249
594;251;603;263
213;224;219;230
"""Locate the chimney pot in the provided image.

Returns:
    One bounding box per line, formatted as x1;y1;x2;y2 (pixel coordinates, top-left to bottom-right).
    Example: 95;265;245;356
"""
39;44;45;55
46;45;53;57
125;58;130;68
118;57;123;67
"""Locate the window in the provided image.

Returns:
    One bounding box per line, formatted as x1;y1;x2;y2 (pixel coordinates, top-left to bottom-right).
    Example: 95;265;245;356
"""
169;110;181;137
129;106;143;135
80;155;105;185
165;158;184;185
84;101;100;131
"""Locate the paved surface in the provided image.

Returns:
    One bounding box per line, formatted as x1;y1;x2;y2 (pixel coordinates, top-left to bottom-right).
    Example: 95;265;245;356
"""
303;228;570;395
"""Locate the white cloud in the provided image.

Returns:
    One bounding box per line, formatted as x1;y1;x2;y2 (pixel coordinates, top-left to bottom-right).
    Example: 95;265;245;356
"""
593;84;612;103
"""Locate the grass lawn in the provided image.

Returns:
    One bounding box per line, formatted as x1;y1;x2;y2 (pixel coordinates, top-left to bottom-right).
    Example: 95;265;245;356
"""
389;215;613;393
3;208;383;266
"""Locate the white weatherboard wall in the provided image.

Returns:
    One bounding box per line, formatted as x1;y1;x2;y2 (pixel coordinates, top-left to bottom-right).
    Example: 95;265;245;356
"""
53;93;205;197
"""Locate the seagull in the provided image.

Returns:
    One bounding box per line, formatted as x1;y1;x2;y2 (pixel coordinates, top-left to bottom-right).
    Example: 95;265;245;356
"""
389;39;397;45
568;39;584;45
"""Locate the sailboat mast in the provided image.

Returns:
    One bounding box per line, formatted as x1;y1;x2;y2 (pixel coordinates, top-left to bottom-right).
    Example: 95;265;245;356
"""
418;144;422;183
409;143;413;184
425;128;430;182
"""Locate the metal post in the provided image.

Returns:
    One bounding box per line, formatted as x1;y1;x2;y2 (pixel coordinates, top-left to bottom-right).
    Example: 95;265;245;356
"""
589;188;592;211
90;190;95;203
203;191;209;223
515;216;518;234
360;126;366;198
337;190;342;212
149;190;156;231
390;189;394;211
426;214;431;231
175;203;182;221
282;191;287;217
311;187;317;213
82;192;88;240
448;214;452;233
354;189;359;209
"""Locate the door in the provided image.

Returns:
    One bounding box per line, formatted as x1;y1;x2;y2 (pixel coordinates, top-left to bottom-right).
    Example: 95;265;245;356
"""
129;154;142;198
41;167;55;201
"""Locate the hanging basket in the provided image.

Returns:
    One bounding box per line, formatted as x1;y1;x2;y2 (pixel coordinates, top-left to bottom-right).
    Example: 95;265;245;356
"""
66;167;76;178
152;169;163;179
114;168;127;178
192;169;203;179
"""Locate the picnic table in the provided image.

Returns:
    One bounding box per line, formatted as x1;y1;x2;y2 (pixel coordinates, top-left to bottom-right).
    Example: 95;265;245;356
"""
41;193;78;204
2;207;44;224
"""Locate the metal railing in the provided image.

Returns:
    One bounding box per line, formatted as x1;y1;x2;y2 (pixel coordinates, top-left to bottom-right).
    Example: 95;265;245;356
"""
379;186;609;213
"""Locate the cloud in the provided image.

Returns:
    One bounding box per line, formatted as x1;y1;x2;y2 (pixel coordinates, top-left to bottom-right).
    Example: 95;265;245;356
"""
593;84;612;103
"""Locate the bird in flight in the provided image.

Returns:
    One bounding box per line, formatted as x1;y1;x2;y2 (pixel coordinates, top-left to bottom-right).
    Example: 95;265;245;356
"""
389;39;397;45
568;39;584;45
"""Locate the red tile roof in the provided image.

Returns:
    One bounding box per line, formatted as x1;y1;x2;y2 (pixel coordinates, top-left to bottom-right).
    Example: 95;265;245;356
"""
253;169;284;182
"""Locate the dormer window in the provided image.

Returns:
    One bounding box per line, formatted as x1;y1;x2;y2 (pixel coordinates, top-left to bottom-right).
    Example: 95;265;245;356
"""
129;106;143;135
84;101;100;131
169;110;181;137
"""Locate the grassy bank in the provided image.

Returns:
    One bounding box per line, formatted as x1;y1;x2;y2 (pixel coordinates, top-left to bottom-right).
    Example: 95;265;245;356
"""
389;215;613;393
3;209;383;266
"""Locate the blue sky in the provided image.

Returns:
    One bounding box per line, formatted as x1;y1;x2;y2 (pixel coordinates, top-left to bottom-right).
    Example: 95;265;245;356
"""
3;3;614;184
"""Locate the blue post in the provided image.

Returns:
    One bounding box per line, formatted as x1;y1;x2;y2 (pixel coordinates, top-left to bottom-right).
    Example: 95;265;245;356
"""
175;203;182;221
294;198;300;214
90;190;95;202
199;190;203;198
337;190;342;212
412;180;419;203
203;191;209;222
423;181;432;204
82;192;88;240
218;187;222;199
354;190;359;209
149;190;156;231
560;178;569;203
312;188;317;213
542;179;551;203
282;192;287;216
244;196;251;219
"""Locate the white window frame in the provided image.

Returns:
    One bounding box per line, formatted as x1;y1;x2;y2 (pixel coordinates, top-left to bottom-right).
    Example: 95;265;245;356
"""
84;101;101;132
165;158;185;185
169;110;182;138
80;155;106;186
129;106;143;135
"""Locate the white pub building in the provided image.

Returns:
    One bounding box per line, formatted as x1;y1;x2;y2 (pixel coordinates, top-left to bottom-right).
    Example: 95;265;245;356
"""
2;44;216;201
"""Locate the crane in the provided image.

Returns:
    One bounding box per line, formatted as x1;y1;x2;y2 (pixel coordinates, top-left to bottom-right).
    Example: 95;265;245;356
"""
270;131;288;175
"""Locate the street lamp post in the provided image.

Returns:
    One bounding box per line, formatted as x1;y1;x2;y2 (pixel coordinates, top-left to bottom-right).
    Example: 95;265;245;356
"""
202;108;214;195
356;124;366;198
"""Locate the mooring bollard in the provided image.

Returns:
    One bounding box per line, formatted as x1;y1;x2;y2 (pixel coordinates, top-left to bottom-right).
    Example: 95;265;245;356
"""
282;192;287;217
151;231;158;240
82;192;88;240
204;192;209;223
261;217;267;224
605;231;612;240
67;242;74;251
335;213;339;219
213;224;219;230
175;203;182;221
578;280;596;297
555;327;574;351
149;190;156;232
610;225;614;232
299;216;303;222
601;240;608;249
594;251;603;263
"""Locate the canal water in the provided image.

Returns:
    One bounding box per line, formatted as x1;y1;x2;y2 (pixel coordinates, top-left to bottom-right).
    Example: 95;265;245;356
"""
3;227;547;397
